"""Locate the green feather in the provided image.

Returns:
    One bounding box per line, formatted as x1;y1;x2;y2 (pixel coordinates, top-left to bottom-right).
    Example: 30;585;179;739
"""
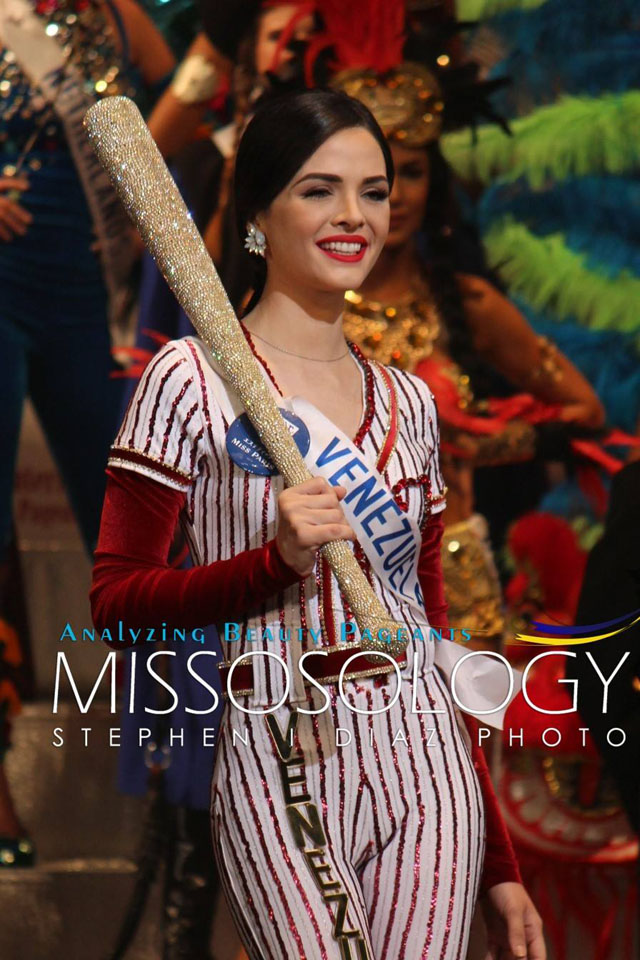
442;91;640;187
455;0;547;17
483;218;640;339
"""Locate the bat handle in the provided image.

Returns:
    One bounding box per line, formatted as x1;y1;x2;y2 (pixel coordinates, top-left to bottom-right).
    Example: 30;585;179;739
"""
278;462;406;656
319;540;407;658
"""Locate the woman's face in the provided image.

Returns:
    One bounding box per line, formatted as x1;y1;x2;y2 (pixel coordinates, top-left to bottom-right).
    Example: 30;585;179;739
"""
257;126;390;296
254;5;315;76
386;142;430;249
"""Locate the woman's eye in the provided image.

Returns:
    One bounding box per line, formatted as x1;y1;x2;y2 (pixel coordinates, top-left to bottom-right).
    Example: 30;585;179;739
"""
302;187;332;198
399;167;425;181
364;189;389;201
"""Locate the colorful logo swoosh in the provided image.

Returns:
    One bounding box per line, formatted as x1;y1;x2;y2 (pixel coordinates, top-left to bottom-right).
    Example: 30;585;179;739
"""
512;608;640;645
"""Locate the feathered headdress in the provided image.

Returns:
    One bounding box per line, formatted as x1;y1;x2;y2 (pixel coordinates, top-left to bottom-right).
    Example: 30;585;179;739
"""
267;0;509;145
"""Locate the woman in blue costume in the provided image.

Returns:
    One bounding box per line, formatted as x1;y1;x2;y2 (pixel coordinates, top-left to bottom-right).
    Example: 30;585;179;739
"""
0;0;173;861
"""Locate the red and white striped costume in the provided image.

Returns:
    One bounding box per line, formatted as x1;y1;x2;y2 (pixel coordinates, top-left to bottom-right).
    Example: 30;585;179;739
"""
108;333;485;959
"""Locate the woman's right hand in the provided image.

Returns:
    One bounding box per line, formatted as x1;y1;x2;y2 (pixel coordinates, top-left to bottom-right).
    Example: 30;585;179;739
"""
276;477;356;577
0;177;32;242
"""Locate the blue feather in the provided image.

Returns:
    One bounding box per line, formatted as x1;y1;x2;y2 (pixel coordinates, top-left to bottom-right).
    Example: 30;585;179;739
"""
477;178;640;277
489;38;640;111
479;178;640;243
487;0;640;59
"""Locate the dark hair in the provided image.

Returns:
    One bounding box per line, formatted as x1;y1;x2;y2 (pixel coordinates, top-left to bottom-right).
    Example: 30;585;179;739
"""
233;88;394;304
421;141;510;399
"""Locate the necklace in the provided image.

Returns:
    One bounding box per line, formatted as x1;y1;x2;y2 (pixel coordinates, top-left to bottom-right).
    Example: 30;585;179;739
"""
343;286;441;372
250;330;350;362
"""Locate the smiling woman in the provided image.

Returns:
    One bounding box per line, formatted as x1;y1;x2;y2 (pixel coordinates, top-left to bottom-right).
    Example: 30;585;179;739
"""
232;91;393;440
234;90;392;300
91;89;531;959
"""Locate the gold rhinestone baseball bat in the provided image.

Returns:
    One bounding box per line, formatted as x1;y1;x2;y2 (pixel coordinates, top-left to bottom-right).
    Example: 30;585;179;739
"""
84;96;405;658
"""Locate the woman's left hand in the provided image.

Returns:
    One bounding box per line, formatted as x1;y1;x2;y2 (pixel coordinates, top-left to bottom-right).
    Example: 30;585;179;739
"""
480;882;546;959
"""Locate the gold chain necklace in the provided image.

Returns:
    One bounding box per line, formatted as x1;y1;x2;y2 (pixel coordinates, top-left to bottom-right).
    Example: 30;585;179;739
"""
250;330;350;362
342;287;441;372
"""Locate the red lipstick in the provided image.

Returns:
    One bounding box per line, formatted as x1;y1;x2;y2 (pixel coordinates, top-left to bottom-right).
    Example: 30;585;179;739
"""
316;234;368;263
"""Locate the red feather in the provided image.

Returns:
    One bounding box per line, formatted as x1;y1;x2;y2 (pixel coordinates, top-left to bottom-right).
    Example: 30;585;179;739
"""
312;0;406;73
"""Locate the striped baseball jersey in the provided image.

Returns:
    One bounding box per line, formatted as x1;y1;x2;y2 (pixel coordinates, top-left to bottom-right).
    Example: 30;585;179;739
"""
108;333;447;704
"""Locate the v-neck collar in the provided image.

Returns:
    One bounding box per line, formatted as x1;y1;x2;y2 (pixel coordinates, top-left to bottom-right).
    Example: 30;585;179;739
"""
240;323;375;450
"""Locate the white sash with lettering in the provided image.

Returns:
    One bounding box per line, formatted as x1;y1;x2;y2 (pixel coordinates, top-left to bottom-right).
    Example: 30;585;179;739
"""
284;395;520;729
0;0;136;335
197;339;520;727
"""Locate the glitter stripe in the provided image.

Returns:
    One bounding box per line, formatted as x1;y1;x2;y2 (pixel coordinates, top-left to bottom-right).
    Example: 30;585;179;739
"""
431;668;484;959
244;718;330;957
329;686;350;907
350;694;385;871
173;401;198;469
216;736;285;959
363;684;399;925
188;426;204;477
397;690;427;957
220;732;292;957
415;681;445;960
378;705;411;957
160;376;193;458
374;362;398;474
212;790;275;959
143;358;186;454
126;345;182;447
306;686;371;920
185;339;222;565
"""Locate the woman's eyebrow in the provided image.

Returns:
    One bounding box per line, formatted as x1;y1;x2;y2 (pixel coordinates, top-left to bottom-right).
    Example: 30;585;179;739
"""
293;173;389;187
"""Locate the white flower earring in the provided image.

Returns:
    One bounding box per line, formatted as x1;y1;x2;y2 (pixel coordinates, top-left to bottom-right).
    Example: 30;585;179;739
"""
244;222;266;257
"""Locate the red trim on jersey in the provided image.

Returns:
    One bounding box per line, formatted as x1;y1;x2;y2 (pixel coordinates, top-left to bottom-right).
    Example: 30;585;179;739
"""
374;362;398;474
241;323;284;396
109;447;192;488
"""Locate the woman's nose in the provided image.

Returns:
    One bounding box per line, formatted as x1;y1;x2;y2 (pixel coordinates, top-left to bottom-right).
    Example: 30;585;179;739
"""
332;194;365;229
389;177;404;208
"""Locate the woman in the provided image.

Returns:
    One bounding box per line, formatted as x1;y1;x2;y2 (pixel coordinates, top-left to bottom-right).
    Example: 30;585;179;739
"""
148;1;317;162
258;0;604;649
91;90;544;959
336;78;605;650
0;0;173;862
0;0;174;555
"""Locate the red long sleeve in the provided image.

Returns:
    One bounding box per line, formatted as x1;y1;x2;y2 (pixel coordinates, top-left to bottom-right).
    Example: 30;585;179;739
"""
90;467;302;644
417;514;450;628
418;514;522;896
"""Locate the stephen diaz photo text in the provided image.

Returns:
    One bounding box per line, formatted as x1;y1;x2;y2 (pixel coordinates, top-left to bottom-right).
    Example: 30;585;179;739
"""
49;641;633;750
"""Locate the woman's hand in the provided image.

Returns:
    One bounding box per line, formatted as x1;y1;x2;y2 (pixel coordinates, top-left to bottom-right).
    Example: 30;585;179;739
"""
481;882;546;959
276;477;356;577
0;177;32;242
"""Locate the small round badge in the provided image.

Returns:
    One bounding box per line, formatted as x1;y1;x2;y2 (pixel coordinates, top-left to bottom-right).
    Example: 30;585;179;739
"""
226;410;310;476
